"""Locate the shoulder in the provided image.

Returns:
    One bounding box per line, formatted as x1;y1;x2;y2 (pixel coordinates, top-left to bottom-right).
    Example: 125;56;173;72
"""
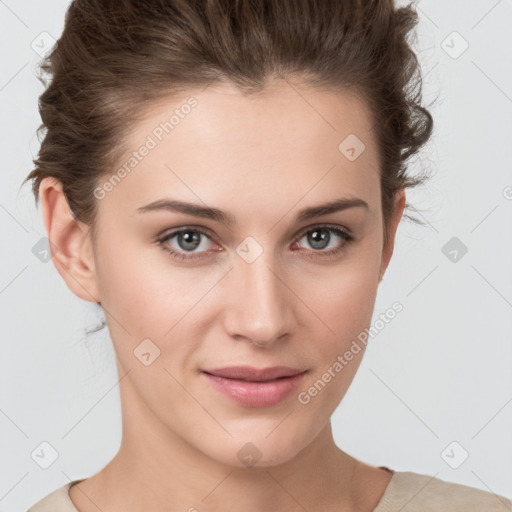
374;471;511;512
26;480;83;512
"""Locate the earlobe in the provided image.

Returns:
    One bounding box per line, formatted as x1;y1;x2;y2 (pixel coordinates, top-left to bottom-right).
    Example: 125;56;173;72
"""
379;188;406;280
39;177;101;303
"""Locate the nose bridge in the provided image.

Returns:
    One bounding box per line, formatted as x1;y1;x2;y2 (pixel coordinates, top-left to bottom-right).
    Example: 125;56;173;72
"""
225;247;292;344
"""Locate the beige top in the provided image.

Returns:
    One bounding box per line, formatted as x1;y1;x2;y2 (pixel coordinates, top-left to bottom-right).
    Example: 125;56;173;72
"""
27;470;511;512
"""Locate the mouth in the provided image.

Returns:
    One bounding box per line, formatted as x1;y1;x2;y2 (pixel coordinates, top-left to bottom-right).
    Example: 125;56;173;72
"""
200;366;307;407
202;365;307;381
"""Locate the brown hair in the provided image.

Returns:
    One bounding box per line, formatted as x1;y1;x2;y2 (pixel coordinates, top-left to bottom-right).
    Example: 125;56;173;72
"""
23;0;434;248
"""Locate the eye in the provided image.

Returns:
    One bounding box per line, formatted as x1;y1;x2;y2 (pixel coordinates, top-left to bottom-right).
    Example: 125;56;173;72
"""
292;224;355;258
156;224;355;262
157;227;218;261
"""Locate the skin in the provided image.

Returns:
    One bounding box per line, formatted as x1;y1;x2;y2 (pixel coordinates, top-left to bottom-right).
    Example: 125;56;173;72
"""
40;77;405;512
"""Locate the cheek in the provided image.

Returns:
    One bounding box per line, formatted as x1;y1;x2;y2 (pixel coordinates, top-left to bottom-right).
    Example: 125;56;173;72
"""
92;233;170;361
296;272;377;416
94;236;221;364
302;248;380;400
310;277;376;379
312;254;380;336
95;232;177;326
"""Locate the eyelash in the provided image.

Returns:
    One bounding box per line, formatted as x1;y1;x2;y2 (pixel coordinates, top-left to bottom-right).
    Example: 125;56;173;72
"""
156;224;355;262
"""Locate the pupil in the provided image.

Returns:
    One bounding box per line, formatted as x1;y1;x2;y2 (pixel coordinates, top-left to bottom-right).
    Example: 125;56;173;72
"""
308;229;329;250
179;231;201;251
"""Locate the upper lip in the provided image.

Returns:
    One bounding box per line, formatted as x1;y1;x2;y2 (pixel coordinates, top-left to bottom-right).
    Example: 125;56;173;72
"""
202;366;306;382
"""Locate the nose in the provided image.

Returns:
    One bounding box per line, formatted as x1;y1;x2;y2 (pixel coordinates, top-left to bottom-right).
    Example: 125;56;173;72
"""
222;253;296;347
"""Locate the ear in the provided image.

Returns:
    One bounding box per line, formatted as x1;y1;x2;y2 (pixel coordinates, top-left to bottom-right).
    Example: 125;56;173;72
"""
379;188;406;281
39;177;101;303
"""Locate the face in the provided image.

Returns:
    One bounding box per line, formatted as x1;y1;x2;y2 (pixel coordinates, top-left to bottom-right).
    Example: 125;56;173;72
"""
56;78;404;469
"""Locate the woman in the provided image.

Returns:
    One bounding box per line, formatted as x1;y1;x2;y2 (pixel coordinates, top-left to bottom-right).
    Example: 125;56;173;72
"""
23;0;511;510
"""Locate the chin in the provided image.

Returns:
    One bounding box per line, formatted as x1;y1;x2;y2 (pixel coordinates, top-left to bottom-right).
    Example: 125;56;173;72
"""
202;429;310;470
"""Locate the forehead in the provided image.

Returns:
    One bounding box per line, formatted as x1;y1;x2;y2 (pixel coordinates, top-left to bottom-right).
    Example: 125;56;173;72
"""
98;79;381;221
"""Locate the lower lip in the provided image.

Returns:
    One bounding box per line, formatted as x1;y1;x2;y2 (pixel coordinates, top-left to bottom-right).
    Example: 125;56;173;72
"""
201;371;307;407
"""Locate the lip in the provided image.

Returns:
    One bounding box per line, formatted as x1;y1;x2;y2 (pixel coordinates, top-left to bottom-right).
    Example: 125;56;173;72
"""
201;366;307;407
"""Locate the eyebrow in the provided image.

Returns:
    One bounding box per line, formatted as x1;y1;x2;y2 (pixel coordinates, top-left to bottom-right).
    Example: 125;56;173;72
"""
136;197;369;226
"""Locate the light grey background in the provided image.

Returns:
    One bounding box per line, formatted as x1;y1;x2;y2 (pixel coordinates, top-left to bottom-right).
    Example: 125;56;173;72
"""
1;0;511;510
